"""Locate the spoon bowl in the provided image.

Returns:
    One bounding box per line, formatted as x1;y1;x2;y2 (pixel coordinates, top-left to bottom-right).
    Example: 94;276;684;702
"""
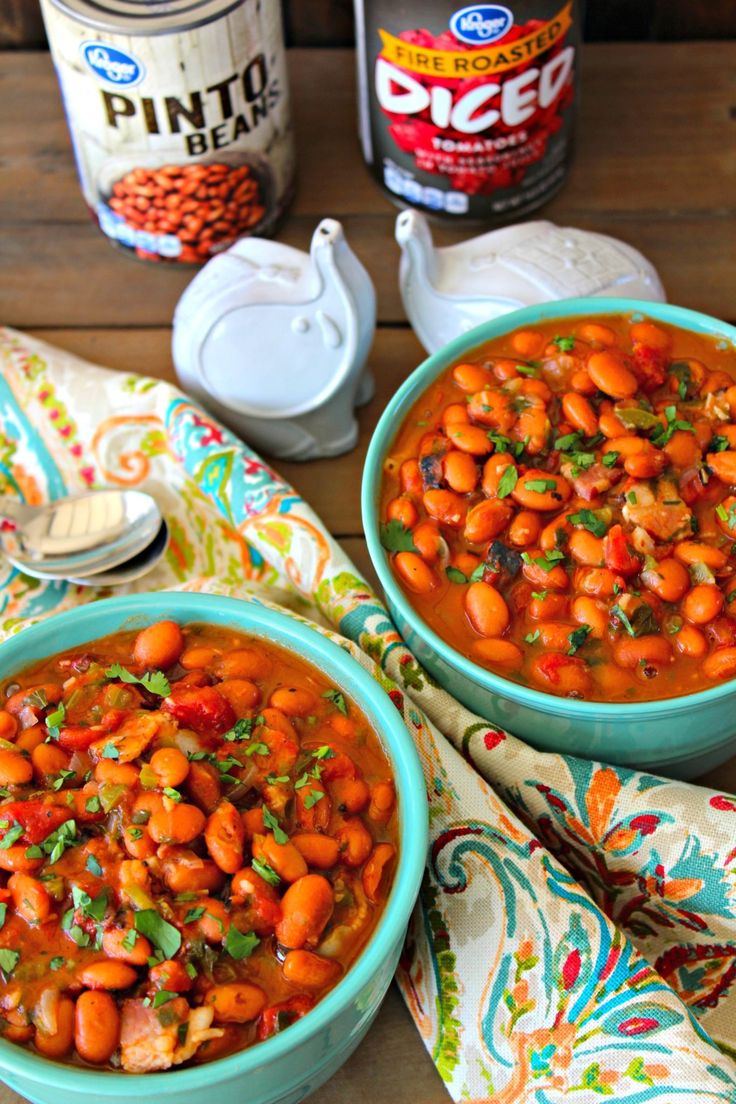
0;490;162;578
67;520;169;587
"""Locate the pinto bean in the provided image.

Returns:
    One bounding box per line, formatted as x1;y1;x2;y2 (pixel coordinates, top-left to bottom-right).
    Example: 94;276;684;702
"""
275;875;334;949
282;950;342;990
562;392;598;437
446;424;492;456
463;500;512;544
613;635;672;669
464;582;510;637
133;621;184;670
386;495;419;529
511;470;571;512
682;585;724;624
74;991;119;1064
394;551;439;594
702;647;736;680
205;801;245;874
206;982;267;1023
641;557;690;602
587;350;638;399
78;961;138;990
422;489;467;529
34;995;75;1059
443;450;479;494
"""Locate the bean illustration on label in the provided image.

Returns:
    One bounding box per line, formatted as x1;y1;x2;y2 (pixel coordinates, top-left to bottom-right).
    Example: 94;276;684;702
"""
41;0;295;263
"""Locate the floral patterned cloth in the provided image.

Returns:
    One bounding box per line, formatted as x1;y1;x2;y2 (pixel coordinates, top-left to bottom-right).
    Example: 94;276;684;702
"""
1;327;736;1101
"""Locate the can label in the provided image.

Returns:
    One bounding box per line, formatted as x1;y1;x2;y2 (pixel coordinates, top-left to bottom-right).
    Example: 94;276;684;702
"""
41;0;295;262
356;0;580;220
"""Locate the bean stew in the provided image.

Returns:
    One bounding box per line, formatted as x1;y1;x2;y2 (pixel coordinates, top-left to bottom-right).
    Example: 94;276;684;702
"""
0;622;397;1071
379;314;736;701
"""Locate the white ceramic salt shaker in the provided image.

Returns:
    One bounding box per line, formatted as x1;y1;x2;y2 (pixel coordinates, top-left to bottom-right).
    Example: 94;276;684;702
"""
172;219;376;461
396;210;666;354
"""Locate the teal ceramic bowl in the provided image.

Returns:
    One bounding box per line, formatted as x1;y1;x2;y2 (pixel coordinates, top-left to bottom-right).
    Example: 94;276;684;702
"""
363;297;736;780
0;593;427;1104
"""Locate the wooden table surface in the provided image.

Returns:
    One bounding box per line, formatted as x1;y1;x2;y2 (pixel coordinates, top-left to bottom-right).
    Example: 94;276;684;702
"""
2;40;736;1104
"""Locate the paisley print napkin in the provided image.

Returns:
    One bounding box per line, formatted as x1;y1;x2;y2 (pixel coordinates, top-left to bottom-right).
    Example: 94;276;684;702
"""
1;327;736;1101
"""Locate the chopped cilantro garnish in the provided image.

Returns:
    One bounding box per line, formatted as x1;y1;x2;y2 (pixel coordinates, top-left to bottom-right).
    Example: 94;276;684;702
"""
567;625;592;655
85;854;103;878
497;465;518;499
568;509;608;538
303;790;325;810
263;807;288;845
184;906;206;924
252;858;281;886
224;926;260;960
521;549;566;574
445;566;468;585
134;910;182;960
311;746;335;761
524;479;557;493
524;630;541;645
45;701;66;740
0;949;19;977
322;689;348;715
122;929;138;952
379;519;418;554
105;663;171;697
552;335;575;352
0;823;24;849
152;991;178;1009
602;451;619;467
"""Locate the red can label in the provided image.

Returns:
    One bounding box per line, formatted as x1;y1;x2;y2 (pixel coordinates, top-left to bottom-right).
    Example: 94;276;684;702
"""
357;1;579;219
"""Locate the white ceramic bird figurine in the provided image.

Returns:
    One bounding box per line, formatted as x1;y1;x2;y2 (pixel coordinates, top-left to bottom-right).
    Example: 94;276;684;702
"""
173;219;376;461
396;210;666;353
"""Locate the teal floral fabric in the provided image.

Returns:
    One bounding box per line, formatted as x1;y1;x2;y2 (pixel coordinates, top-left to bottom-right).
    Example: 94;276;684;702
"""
1;328;736;1100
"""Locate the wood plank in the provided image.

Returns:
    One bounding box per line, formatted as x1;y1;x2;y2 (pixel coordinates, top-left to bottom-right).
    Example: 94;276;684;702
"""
2;45;736;223
26;325;427;536
5;208;736;327
0;1;45;49
0;985;448;1104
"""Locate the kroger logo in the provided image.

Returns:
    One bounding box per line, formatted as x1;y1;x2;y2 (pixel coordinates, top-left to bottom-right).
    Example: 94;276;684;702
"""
450;5;514;45
81;41;144;86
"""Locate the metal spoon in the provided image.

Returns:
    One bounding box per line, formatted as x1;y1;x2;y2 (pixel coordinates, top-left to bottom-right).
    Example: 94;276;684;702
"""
0;490;162;577
67;520;169;587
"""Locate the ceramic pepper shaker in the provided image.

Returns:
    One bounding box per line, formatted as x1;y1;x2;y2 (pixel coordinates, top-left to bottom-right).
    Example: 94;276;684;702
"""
396;210;666;353
172;220;377;461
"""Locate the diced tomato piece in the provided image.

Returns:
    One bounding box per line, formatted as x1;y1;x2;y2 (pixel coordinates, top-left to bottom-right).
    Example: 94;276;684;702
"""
0;801;72;844
257;996;314;1041
632;344;667;392
161;686;235;736
604;524;641;576
57;725;102;751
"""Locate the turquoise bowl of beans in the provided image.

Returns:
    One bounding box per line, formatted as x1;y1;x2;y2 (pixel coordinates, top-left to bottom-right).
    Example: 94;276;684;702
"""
0;592;427;1104
362;297;736;780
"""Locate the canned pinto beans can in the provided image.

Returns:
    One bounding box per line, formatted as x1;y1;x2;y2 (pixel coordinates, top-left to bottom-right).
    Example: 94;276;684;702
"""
40;0;295;263
354;0;581;223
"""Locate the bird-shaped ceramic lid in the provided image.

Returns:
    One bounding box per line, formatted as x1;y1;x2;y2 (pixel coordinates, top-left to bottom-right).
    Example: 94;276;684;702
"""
396;210;666;353
172;219;376;461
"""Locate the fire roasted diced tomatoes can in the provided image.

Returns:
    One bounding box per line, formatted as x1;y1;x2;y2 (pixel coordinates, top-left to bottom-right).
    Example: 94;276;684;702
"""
40;0;295;263
354;0;581;222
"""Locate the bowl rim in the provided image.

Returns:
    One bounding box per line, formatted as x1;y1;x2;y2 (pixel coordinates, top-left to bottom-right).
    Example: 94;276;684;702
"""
362;296;736;722
0;592;428;1092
